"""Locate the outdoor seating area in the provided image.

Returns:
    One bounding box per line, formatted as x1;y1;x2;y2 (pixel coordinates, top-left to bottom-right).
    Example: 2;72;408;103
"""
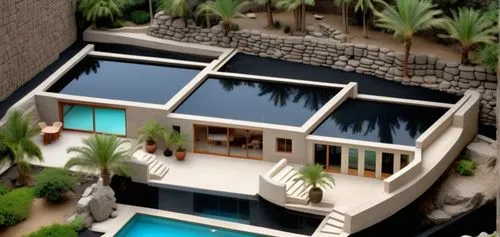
38;121;63;145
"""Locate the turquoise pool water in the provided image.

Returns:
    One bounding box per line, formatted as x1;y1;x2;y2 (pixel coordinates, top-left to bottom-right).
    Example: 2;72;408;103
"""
116;214;261;237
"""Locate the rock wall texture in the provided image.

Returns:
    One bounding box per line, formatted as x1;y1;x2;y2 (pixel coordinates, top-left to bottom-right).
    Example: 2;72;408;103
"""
0;0;77;101
149;12;497;125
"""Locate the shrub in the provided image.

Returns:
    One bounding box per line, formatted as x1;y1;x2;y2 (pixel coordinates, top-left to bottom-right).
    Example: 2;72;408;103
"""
456;159;476;176
109;19;126;29
130;10;150;25
284;25;291;33
0;187;34;227
34;168;75;203
24;217;83;237
273;20;281;29
0;183;11;196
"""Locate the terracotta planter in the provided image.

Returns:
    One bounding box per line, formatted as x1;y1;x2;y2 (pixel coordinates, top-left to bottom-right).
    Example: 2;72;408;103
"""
309;187;323;204
175;151;186;161
145;142;157;153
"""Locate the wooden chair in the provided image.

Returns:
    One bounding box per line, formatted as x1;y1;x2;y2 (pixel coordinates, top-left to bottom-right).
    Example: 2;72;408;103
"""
53;122;63;139
37;122;47;142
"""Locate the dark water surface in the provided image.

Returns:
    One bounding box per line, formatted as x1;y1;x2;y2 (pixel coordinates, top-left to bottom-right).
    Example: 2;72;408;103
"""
175;77;340;126
47;57;200;104
220;53;461;103
313;99;447;146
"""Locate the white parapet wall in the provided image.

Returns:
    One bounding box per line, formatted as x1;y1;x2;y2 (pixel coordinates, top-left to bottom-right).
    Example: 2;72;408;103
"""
258;159;288;205
343;90;480;234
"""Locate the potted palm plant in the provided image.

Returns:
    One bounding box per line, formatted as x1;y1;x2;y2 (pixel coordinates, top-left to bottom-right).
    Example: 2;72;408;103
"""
162;129;173;157
294;164;335;204
170;130;187;161
138;120;165;153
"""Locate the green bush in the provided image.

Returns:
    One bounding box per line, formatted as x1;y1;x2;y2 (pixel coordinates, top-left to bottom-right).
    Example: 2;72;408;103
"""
284;25;291;34
273;20;281;29
130;10;150;25
24;217;83;237
0;187;34;227
110;19;126;29
34;168;75;203
456;159;476;176
0;183;11;196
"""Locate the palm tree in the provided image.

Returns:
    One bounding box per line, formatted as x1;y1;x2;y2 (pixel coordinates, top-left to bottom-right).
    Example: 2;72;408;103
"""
294;164;335;203
157;0;191;26
354;0;376;38
374;0;444;79
0;111;43;186
440;8;497;65
255;0;274;27
334;0;352;34
275;0;315;33
65;134;138;186
78;0;130;27
196;0;249;31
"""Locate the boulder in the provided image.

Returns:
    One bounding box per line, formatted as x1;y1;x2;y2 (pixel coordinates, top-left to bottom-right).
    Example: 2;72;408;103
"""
88;186;116;222
427;209;451;224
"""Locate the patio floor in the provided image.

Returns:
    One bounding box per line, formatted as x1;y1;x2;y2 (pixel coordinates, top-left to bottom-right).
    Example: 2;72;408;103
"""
32;131;385;212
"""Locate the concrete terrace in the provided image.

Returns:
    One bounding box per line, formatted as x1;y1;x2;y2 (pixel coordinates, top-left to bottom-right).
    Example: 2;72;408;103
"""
31;131;384;213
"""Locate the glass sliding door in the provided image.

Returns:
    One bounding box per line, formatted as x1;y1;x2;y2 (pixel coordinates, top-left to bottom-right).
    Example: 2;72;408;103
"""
94;108;126;135
63;105;94;131
314;144;341;173
61;103;126;136
364;150;376;177
314;144;327;169
193;125;262;159
382;152;394;178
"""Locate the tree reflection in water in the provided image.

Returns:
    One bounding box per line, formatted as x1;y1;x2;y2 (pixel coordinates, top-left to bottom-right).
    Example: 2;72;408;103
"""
313;99;446;145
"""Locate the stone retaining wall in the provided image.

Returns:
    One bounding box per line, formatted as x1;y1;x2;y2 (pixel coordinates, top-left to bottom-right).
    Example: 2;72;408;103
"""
149;12;497;125
0;0;77;101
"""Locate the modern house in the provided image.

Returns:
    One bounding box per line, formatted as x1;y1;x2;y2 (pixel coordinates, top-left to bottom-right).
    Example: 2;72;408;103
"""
12;40;479;236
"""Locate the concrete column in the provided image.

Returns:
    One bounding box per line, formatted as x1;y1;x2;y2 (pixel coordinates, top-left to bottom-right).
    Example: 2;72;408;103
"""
393;152;401;172
358;148;365;176
341;146;349;174
375;150;382;179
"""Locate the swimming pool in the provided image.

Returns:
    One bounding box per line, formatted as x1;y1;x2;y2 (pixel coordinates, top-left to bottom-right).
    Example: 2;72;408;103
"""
116;214;261;237
47;57;201;104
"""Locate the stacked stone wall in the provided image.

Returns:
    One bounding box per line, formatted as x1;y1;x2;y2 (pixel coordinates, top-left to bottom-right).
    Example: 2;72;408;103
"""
0;0;77;100
149;12;497;125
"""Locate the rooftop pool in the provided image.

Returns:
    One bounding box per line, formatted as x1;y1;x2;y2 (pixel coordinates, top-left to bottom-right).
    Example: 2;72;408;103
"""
116;214;261;237
312;99;447;146
47;57;201;104
174;77;340;126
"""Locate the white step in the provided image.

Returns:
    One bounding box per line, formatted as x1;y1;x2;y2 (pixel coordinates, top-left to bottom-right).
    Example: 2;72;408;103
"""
329;212;345;222
153;165;168;177
287;180;304;195
286;195;309;205
150;161;162;173
321;224;342;234
285;173;300;189
271;166;293;182
281;169;298;183
326;218;344;228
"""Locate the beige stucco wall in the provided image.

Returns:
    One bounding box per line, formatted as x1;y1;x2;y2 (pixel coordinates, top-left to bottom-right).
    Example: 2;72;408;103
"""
0;0;77;100
34;94;169;139
166;115;309;164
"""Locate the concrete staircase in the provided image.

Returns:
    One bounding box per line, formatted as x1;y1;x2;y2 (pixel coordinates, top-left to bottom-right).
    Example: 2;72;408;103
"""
270;165;312;205
314;211;348;237
133;150;169;180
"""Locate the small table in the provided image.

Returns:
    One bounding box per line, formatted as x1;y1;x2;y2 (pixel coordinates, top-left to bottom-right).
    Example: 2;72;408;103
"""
42;126;59;145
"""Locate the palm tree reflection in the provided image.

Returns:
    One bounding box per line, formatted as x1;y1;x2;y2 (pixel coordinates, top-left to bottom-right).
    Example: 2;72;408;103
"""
218;78;337;110
327;99;444;144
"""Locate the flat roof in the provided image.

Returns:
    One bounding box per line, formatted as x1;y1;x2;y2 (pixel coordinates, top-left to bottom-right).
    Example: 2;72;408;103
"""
312;99;447;146
47;57;201;104
174;77;340;126
220;53;460;103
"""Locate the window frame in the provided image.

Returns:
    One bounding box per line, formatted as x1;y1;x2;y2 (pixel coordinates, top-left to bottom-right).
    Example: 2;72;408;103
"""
276;138;292;153
58;101;127;137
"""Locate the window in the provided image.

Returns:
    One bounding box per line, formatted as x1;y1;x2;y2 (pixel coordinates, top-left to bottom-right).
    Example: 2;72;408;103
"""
400;154;410;169
382;152;394;177
276;138;292;153
61;103;126;136
348;148;358;171
173;125;180;133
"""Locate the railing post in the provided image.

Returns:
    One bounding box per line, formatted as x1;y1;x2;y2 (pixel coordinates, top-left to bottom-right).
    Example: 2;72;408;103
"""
375;151;382;179
358;148;365;176
341;146;349;174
